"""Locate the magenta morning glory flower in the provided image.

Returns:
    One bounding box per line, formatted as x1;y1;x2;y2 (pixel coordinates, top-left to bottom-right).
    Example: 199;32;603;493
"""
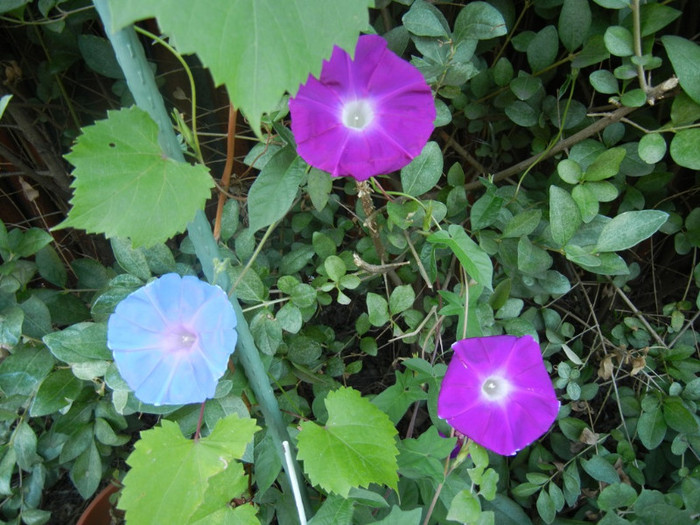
289;34;436;181
107;273;237;406
437;335;559;456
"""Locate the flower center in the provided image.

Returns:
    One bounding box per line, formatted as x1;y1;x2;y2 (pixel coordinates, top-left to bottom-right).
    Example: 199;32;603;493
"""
481;376;510;402
164;328;198;354
341;99;374;130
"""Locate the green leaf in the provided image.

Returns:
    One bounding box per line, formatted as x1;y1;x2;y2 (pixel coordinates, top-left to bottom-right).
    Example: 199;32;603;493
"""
250;311;283;356
536;489;556;524
94;418;129;446
572;184;599;223
448;489;482;523
621;88;646;108
188;461;254;524
43;322;111;363
584;147;626;181
397;427;455;482
604;26;634;57
10;228;53;258
510;74;542;101
527;25;559;71
428;225;493;289
70;440;102;498
572;34;610;69
110;237;151;280
470;190;503;230
109;0;368;134
633;3;681;37
78;34;123;79
562;462;581;507
308;495;354;525
367;292;390;327
549;186;581;246
661;36;700;105
228;266;266;303
118;415;258;524
581;455;620;484
594;210;668;252
454;1;508;42
0;345;54;396
35;245;67;288
60;107;214;246
587;181;618;203
493;57;514;87
287;335;322;366
372;506;423;525
247;146;305;233
517;236;553;276
638;133;667;164
589;70;619;95
400;141;443;197
389;285;415;315
593;0;629;8
324;255;347;282
13;420;39;470
558;0;591;52
557;159;583;184
662;396;699;434
0;447;17;496
312;232;337;258
670;129;700;169
297;387;399;496
402;0;449;37
19;296;51;339
372;370;428;424
29;368;83;417
505;100;538;127
219;199;239;242
307;168;333;212
276;303;302;334
598;483;638;511
502;209;542;238
253;432;281;496
671;93;700;126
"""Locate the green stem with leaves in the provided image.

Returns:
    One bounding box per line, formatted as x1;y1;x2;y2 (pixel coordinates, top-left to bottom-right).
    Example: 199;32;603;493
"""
92;0;309;515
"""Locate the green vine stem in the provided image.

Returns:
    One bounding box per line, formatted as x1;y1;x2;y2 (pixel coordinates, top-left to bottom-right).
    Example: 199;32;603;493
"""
92;0;310;515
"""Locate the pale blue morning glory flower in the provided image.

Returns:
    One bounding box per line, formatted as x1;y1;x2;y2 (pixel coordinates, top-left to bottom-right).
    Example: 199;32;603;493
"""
107;273;237;406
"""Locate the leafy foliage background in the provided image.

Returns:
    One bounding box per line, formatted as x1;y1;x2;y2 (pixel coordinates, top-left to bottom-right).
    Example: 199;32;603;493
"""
0;0;699;524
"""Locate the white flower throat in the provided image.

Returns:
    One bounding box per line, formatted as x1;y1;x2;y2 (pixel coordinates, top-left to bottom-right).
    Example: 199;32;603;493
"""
481;376;510;402
342;99;374;130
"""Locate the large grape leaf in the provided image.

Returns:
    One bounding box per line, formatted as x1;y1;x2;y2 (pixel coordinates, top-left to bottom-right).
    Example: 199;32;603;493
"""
297;386;399;496
108;0;370;134
59;107;214;247
117;415;259;524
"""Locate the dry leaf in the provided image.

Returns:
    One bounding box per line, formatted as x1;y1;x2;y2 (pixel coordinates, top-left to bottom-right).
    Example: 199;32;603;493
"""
579;427;599;445
598;355;614;380
20;178;39;202
630;356;646;375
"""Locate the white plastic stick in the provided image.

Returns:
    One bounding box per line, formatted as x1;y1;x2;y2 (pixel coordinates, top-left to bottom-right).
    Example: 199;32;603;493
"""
282;440;307;525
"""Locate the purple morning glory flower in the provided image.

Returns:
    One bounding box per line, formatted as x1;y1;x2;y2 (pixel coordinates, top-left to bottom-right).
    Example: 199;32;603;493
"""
437;335;559;456
289;34;436;181
107;273;237;406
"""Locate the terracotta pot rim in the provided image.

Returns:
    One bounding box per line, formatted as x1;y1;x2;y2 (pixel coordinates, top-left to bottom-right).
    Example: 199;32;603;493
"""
76;481;121;525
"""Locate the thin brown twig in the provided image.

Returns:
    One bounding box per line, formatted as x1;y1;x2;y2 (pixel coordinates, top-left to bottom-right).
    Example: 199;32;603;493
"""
439;130;487;176
462;78;679;191
213;104;238;241
610;280;668;349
